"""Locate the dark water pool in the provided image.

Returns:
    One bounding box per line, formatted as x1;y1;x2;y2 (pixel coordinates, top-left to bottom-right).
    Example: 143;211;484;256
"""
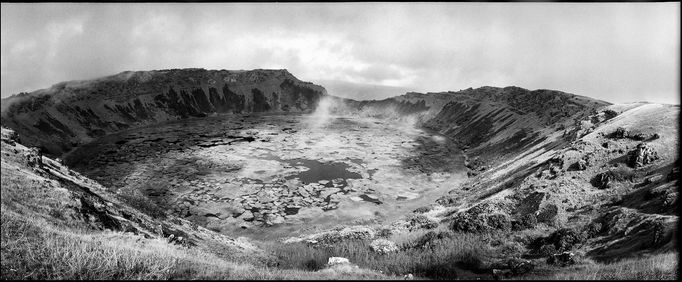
256;153;363;187
284;158;362;186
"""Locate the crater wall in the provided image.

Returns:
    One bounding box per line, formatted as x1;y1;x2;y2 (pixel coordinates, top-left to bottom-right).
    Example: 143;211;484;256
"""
1;68;326;156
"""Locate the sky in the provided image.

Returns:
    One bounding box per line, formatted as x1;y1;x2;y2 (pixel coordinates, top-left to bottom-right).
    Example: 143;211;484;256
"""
1;3;679;104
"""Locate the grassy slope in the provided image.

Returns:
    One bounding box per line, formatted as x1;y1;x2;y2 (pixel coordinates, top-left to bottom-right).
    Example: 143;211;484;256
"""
1;208;392;280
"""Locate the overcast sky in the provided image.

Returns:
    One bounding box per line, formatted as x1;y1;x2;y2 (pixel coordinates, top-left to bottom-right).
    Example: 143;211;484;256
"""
1;3;679;104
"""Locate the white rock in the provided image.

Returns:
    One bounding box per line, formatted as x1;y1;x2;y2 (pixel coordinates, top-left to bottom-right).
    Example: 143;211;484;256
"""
327;257;350;266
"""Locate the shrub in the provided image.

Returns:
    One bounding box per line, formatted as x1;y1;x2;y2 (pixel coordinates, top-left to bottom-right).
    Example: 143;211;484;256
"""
546;228;586;252
436;195;458;206
407;214;438;230
539;244;557;256
413;206;431;214
512;213;538;230
583;222;603;238
410;230;454;249
537;204;559;225
520;213;538;229
450;213;488;232
486;213;512;231
369;239;399;254
377;228;392;238
603;109;618;120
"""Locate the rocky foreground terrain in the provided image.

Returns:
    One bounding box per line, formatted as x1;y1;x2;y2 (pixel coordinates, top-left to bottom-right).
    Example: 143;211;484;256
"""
1;68;678;280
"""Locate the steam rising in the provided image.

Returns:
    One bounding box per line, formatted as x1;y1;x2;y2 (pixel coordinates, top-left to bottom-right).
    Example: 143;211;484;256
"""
307;95;433;134
306;96;340;128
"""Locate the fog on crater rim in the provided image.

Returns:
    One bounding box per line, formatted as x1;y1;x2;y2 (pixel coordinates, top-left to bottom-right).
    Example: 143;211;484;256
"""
1;2;680;104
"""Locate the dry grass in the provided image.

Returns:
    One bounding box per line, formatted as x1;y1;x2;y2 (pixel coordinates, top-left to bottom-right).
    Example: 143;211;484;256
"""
0;206;394;280
1;206;177;279
544;253;678;280
267;226;496;280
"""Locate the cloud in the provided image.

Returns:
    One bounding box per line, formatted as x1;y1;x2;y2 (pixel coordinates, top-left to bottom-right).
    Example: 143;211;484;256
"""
0;3;679;104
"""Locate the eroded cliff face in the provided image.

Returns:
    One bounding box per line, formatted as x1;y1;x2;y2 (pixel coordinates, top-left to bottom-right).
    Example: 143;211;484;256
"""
0;68;326;156
420;86;611;165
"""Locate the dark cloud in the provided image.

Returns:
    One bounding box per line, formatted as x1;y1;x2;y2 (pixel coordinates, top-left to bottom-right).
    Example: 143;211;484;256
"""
1;3;679;104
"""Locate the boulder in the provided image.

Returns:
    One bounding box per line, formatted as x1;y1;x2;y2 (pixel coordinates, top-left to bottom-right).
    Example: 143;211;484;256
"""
627;143;658;168
369;239;399;254
569;159;587;171
591;172;613;189
0;127;19;145
25;148;43;168
269;214;285;225
298;187;310;197
321;188;341;199
327;257;350;266
328;193;342;203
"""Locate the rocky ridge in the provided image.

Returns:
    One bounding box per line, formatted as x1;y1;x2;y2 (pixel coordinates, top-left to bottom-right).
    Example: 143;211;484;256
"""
1;68;326;156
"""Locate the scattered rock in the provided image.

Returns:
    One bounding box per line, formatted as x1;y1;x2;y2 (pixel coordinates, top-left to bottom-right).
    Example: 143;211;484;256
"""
297;187;310;197
320;188;341;199
239;210;254;221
